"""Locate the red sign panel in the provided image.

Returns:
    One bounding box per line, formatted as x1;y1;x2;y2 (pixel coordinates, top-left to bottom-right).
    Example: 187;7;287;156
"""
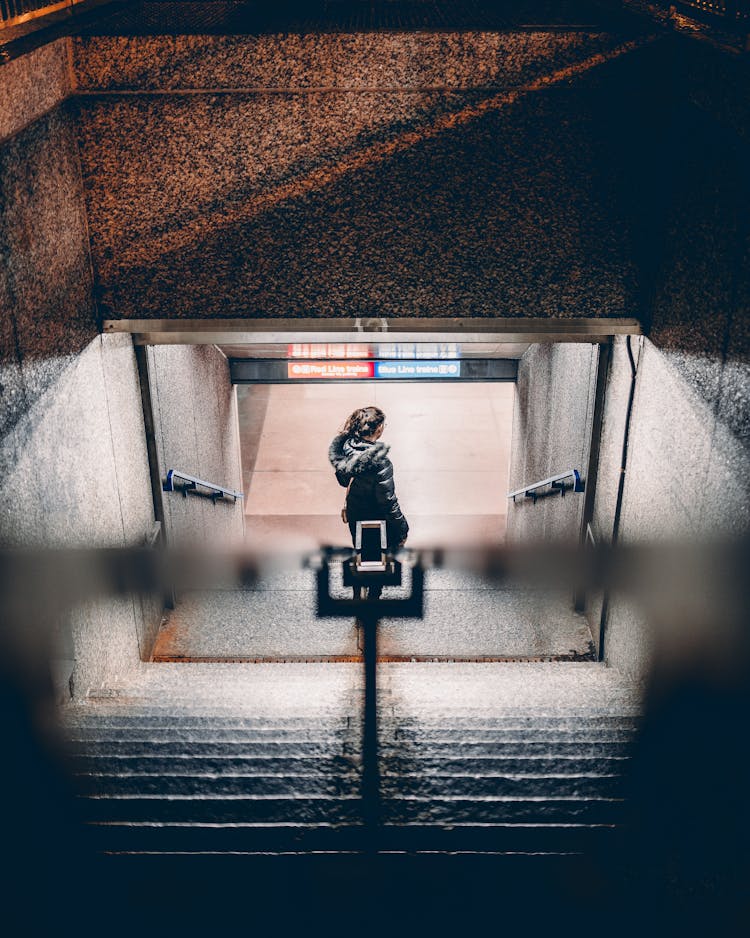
287;361;375;379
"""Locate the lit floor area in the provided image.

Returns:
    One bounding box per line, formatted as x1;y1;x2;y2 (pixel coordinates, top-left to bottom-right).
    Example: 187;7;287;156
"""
80;659;640;716
237;381;513;550
151;569;594;661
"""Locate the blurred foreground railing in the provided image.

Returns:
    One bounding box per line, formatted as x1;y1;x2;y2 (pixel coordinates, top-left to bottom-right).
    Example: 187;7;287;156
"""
2;539;748;649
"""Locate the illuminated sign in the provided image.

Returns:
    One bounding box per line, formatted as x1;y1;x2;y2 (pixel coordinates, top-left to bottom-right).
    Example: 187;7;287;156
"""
374;361;461;378
286;360;461;379
376;343;460;360
287;361;375;379
288;344;370;359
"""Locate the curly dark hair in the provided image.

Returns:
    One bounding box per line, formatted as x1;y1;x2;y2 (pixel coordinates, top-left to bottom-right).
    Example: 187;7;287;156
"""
342;406;385;440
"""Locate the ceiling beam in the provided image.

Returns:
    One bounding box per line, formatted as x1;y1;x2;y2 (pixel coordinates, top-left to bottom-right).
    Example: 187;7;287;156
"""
104;317;641;346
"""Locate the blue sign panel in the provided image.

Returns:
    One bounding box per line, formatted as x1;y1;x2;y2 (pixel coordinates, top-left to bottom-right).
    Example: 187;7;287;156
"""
374;361;461;379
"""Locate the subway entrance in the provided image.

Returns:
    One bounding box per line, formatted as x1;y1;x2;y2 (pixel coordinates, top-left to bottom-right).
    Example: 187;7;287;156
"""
234;349;516;551
138;331;611;664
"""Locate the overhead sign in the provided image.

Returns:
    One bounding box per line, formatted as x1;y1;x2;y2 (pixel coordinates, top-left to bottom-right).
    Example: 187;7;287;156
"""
233;359;514;383
377;343;460;360
374;361;461;378
288;344;370;359
287;361;375;379
286;360;461;379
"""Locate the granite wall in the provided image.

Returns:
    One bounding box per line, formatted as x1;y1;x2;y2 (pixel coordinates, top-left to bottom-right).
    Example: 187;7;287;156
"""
0;103;96;448
69;28;647;320
70;30;619;91
506;342;599;545
0;65;161;696
147;344;245;550
0;38;71;144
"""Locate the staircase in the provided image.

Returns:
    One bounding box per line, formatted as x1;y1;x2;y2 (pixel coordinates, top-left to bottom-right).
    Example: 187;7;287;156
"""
61;662;640;859
379;712;634;855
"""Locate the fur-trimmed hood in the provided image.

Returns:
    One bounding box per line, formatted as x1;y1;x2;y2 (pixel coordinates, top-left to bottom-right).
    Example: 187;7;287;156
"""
328;432;408;540
328;433;391;478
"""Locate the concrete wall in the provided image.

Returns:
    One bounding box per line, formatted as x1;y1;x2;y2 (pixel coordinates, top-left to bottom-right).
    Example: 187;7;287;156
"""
592;337;750;681
0;70;161;695
507;343;599;544
147;344;244;550
0;334;161;696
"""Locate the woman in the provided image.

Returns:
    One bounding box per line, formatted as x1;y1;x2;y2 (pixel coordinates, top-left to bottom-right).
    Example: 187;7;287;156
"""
328;406;409;552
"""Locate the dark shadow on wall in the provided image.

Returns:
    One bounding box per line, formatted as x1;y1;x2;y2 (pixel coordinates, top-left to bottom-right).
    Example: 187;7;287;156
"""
74;35;646;320
587;34;749;441
0;102;97;457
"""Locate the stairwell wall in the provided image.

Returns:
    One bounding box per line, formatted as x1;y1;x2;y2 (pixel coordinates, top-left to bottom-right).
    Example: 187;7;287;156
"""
506;342;599;546
590;38;750;679
0;48;162;697
68;29;638;322
146;344;245;551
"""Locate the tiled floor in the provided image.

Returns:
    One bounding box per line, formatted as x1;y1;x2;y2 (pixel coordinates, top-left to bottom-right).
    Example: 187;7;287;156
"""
238;381;513;549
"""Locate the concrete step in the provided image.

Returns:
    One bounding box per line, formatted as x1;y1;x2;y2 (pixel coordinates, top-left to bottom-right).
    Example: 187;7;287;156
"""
79;795;363;824
85;821;626;855
380;775;623;799
65;727;350;743
386;728;636;742
381;755;628;774
380;741;632;757
66;741;356;758
63;715;352;730
69;755;359;775
67;739;632;759
384;715;640;728
381;797;627;825
81;794;626;826
65;711;636;726
67;704;356;723
75;774;359;797
70;753;625;776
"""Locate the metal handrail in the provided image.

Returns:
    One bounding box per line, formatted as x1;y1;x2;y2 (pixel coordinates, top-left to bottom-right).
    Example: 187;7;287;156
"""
1;0;81;29
507;469;584;503
668;0;750;26
163;469;243;503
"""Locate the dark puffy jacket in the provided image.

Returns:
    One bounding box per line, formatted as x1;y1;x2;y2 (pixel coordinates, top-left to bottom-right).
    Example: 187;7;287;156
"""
328;433;408;543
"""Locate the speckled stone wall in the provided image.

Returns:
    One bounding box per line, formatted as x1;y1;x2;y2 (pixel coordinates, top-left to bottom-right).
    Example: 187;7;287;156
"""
0;94;161;693
0;104;96;448
0;335;161;694
70;28;645;320
507;342;599;545
70;30;617;91
147;344;245;550
0;39;71;144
